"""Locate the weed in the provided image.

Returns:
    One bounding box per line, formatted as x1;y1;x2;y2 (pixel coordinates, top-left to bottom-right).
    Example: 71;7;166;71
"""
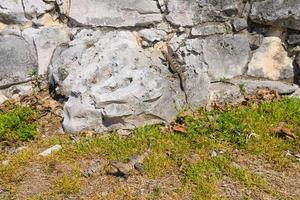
0;106;40;143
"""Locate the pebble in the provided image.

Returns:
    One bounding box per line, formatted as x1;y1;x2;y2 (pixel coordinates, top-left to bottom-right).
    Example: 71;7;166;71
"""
39;144;62;156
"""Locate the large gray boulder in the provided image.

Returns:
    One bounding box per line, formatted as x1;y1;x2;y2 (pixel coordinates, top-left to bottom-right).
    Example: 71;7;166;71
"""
0;33;38;85
250;0;300;30
67;0;162;27
49;30;210;133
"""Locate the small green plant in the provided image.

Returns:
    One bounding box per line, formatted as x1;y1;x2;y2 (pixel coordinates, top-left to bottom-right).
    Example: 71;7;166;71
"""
239;84;246;94
52;169;81;196
0;106;40;143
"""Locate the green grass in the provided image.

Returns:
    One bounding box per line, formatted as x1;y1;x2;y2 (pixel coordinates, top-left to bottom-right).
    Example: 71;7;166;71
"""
1;97;300;199
0;106;40;143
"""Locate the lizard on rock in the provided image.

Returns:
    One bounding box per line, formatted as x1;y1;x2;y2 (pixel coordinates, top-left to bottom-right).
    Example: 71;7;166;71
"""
109;138;153;178
161;50;188;103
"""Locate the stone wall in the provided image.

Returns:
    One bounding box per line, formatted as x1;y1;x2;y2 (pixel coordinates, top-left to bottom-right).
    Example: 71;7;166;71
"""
0;0;299;133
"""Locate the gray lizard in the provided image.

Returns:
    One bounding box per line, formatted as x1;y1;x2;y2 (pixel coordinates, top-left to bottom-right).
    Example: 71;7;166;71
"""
109;138;153;178
161;50;188;103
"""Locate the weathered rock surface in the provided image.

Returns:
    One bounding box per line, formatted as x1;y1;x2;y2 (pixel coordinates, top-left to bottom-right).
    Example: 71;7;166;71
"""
49;30;210;133
0;1;28;24
177;34;250;81
166;0;242;27
67;0;162;27
247;37;293;80
230;78;298;95
191;23;230;36
250;0;300;30
0;33;37;85
22;26;70;75
139;28;167;43
1;0;300;133
23;0;54;19
209;83;243;104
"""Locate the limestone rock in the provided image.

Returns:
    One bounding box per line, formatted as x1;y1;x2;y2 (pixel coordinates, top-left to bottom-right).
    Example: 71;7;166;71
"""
232;18;248;32
230;78;298;94
0;0;27;24
39;144;62;156
191;23;230;37
139;28;167;43
67;0;162;27
181;34;250;81
287;34;300;45
0;33;37;86
209;83;243;104
247;37;293;80
22;26;70;75
250;0;300;30
49;30;210;133
166;0;242;27
23;0;54;19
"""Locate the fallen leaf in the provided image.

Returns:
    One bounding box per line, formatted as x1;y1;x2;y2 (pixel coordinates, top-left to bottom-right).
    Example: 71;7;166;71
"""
172;124;187;134
272;122;296;140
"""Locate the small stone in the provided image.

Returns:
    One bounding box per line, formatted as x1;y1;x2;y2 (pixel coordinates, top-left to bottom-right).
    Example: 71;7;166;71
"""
191;23;229;36
0;94;8;104
117;129;132;136
286;150;293;157
139;28;167;43
1;160;10;166
232;18;248;32
39;144;62;156
12;146;27;154
210;150;218;157
82;159;102;177
101;191;108;197
287;34;300;45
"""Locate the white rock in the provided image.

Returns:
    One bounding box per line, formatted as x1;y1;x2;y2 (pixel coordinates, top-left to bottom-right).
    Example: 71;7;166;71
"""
39;144;62;156
22;26;70;75
139;28;167;43
191;23;230;36
0;0;28;24
247;37;294;80
1;160;10;166
67;0;162;27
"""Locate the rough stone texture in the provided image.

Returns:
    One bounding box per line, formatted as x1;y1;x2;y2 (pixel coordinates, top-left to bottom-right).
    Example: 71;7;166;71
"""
166;0;242;27
230;78;299;95
0;33;37;85
23;0;54;18
191;23;230;36
232;18;248;32
287;34;300;45
1;0;300;132
0;0;28;24
209;83;244;104
22;26;70;75
178;34;250;81
290;88;300;97
67;0;162;27
49;30;210;133
139;28;167;43
250;0;300;31
247;37;294;80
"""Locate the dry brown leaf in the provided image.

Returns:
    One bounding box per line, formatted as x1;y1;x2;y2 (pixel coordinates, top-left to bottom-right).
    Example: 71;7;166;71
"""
172;124;187;134
272;122;296;140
